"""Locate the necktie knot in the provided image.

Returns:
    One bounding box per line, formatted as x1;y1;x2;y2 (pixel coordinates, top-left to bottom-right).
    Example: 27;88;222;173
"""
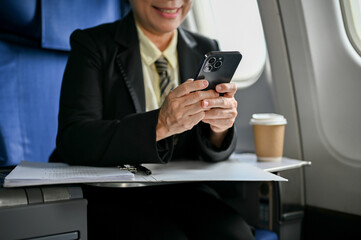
155;57;168;75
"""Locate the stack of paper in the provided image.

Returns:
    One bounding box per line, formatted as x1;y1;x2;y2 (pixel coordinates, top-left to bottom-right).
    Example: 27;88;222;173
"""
4;161;134;188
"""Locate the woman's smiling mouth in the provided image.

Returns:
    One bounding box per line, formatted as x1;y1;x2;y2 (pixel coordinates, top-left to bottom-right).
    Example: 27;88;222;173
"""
153;6;181;18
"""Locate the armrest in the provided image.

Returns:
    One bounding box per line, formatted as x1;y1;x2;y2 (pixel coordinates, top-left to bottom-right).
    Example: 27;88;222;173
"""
0;185;87;240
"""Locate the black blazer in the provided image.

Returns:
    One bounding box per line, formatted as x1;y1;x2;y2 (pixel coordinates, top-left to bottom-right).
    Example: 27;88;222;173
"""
51;12;236;167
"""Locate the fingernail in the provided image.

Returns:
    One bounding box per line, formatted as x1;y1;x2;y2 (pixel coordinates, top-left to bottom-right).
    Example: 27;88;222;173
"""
203;100;209;107
216;85;222;91
203;81;208;87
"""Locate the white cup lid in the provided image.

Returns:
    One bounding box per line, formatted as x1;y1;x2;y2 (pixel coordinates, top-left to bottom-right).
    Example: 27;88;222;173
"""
250;113;287;125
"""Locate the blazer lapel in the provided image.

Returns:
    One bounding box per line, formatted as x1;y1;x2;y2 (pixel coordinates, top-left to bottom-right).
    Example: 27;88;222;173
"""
114;13;145;113
177;28;204;83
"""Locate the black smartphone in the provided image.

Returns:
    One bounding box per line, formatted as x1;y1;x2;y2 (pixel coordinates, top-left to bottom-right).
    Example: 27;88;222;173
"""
194;51;242;91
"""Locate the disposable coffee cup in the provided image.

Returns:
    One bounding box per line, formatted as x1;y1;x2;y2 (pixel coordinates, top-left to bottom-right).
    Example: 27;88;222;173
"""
250;113;287;162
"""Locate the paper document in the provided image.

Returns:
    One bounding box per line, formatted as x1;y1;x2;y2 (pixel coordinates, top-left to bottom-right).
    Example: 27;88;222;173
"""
4;161;134;187
4;158;287;188
143;161;287;182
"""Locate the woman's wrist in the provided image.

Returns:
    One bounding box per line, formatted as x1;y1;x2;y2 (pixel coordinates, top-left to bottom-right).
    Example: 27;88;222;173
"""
209;129;228;148
156;117;171;141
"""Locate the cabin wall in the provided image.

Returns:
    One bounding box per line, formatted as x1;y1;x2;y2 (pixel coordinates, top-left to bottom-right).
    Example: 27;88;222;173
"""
258;0;361;216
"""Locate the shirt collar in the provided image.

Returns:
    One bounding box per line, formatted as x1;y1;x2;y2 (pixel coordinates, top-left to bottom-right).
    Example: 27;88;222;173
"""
136;22;178;68
163;30;178;69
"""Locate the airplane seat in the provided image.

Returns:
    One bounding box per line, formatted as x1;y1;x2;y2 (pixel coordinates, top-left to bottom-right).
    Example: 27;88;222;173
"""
0;1;129;239
0;0;130;167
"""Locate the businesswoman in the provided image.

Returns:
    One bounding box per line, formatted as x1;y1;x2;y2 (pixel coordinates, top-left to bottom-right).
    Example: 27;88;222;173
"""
51;0;254;239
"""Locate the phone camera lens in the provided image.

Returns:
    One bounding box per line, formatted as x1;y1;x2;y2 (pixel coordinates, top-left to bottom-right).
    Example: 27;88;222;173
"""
208;57;216;64
214;60;222;68
204;64;213;72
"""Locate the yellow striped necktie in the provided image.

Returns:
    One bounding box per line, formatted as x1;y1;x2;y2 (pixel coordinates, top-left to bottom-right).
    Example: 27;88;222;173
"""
155;56;173;104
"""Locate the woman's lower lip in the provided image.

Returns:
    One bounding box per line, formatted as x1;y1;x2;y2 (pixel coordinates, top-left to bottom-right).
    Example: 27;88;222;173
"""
153;7;181;19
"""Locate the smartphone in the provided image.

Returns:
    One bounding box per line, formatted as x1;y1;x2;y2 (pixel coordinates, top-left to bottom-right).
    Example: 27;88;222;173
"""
194;51;242;90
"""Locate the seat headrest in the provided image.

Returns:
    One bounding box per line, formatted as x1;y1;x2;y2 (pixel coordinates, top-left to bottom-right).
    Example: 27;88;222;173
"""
41;0;130;51
0;0;131;51
0;0;40;40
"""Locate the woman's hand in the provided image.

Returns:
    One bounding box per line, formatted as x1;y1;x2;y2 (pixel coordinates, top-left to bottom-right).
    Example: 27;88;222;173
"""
202;82;238;148
156;79;219;141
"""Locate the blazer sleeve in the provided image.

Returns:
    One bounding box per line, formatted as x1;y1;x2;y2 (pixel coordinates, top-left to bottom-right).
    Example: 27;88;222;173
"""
56;29;173;167
196;123;237;162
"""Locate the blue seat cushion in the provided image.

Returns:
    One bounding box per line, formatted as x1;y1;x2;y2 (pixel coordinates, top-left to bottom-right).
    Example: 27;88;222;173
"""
0;40;67;166
255;229;279;240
